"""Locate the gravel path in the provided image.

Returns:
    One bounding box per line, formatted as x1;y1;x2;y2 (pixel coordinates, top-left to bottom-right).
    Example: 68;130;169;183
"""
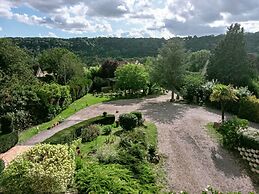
1;94;257;192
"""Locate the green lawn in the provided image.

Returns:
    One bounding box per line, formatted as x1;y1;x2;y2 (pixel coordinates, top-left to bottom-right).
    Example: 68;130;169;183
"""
205;122;223;143
19;94;111;143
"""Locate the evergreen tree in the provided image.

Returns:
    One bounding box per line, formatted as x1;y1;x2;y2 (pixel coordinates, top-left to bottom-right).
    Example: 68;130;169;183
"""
207;23;251;86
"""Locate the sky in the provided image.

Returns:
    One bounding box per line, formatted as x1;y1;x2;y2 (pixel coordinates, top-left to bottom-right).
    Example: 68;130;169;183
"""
0;0;259;38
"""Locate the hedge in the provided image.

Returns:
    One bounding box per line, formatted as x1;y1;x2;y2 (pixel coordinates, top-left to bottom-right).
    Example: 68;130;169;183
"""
44;115;115;144
238;96;259;123
0;159;5;174
239;128;259;150
0;131;18;153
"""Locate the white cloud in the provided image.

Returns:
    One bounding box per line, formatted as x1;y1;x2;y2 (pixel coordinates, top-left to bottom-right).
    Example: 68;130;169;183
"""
0;27;2;31
1;0;259;37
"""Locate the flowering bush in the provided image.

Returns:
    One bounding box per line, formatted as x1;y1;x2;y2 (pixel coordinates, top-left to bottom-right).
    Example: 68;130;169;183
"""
0;144;75;194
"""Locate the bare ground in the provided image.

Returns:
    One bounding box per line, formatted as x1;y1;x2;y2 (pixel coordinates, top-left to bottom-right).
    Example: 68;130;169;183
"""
1;94;258;192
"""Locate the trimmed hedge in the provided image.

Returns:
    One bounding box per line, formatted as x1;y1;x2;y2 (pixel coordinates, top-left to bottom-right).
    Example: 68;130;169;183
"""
239;128;259;149
119;113;138;131
44;115;115;144
0;131;18;153
0;159;5;174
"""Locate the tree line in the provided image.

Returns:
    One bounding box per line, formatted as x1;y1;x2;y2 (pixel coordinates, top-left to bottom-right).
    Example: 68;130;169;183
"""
3;31;259;65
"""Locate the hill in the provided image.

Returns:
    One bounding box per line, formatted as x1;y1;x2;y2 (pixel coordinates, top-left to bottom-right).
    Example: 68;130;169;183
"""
3;32;259;65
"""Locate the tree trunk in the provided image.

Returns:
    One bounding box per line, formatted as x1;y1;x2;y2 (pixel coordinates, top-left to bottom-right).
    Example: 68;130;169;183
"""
221;101;225;123
170;90;175;102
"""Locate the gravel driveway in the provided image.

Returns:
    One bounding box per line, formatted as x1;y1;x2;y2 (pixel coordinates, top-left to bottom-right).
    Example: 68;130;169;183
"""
2;94;258;192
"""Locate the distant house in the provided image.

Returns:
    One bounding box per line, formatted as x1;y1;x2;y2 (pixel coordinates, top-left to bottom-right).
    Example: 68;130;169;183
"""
36;67;53;78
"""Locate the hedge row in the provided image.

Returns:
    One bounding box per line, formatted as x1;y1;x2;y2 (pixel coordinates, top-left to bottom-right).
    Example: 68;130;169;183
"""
209;96;259;123
0;159;5;174
240;128;259;149
44;115;115;144
0;131;18;153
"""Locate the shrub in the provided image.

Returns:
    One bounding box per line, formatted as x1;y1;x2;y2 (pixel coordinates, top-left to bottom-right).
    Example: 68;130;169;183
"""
102;125;112;135
75;163;140;193
118;129;148;164
96;145;118;164
0;131;18;153
81;125;100;142
0;159;5;174
44;114;115;144
239;128;259;149
119;113;138;131
119;129;147;149
238;96;259;123
131;111;143;125
0;115;13;134
180;73;205;103
0;144;75;194
218;117;248;149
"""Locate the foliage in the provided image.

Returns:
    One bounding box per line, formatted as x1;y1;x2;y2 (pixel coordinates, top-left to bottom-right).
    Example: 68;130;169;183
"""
0;144;75;194
131;111;143;125
180;73;205;103
150;39;186;100
115;63;149;92
69;76;92;100
36;83;72;120
75;163;141;193
218;117;248;149
19;94;111;143
98;60;121;78
238;96;259;123
119;113;138;131
0;131;18;153
207;24;252;86
38;48;84;85
0;159;5;174
187;49;211;72
118;129;148;164
210;84;238;122
44;115;115;144
0;114;13;134
102;125;112;135
81;125;101;142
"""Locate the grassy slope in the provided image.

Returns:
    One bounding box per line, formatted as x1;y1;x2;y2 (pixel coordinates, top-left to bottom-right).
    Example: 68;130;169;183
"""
19;94;110;143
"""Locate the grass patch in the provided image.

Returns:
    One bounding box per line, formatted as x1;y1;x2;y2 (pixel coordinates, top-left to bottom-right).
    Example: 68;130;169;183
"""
19;94;111;143
205;122;223;143
142;122;157;147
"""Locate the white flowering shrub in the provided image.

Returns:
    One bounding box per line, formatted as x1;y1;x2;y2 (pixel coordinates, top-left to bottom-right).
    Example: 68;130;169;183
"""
0;144;75;194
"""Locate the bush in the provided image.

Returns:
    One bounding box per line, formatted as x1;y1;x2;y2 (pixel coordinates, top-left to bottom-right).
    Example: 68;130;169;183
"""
238;96;259;123
0;131;18;153
239;128;259;149
44;114;115;144
75;163;140;193
131;111;143;125
0;159;5;174
81;125;100;142
102;125;112;135
180;73;205;103
0;115;13;134
96;145;118;164
218;117;248;149
0;144;75;194
119;113;138;131
118;129;148;164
